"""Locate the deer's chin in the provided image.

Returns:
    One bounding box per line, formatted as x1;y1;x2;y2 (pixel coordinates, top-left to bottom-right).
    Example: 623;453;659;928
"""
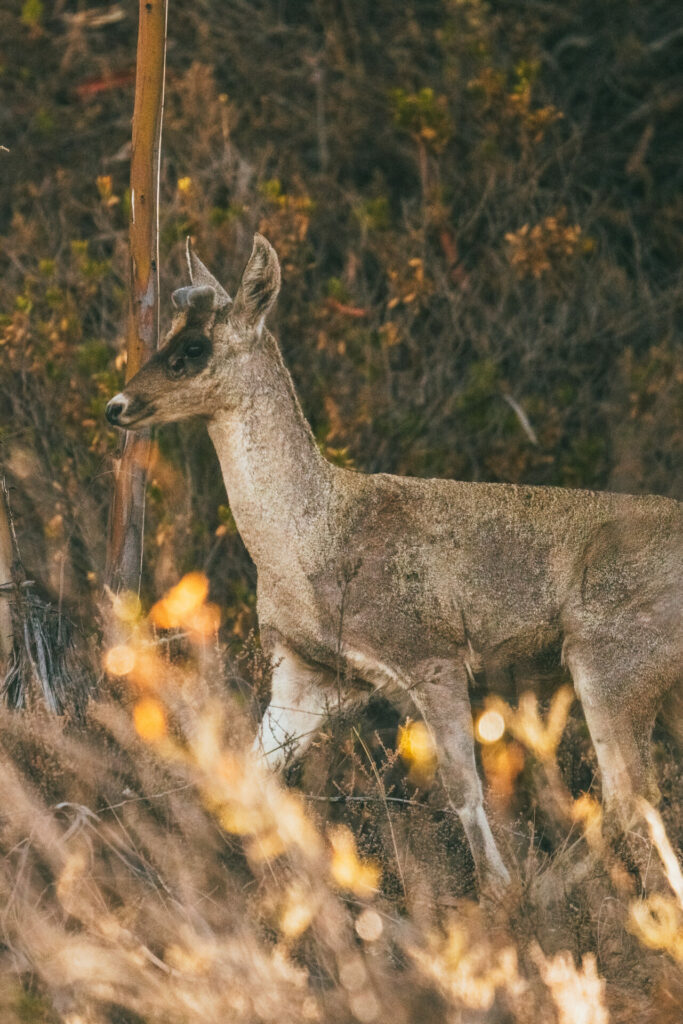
115;401;194;429
116;414;154;431
121;408;200;430
113;405;157;430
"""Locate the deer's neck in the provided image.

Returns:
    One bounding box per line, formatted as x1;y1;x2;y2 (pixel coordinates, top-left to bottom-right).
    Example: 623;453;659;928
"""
207;339;332;572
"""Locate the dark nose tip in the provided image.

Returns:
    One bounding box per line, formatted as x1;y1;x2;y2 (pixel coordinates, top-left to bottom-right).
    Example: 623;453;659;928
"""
105;402;123;425
105;396;127;425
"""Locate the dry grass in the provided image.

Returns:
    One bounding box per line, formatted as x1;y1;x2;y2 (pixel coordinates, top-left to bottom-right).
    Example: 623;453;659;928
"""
0;577;679;1024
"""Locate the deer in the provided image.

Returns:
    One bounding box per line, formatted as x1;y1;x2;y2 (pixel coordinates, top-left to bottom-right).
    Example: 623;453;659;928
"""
106;234;682;897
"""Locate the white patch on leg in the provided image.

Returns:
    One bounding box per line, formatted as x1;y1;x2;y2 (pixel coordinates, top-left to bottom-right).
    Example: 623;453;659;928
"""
475;803;511;884
458;800;511;886
255;644;332;771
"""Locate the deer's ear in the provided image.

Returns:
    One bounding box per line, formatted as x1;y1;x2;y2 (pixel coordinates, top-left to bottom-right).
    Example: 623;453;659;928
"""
231;234;280;332
185;238;231;307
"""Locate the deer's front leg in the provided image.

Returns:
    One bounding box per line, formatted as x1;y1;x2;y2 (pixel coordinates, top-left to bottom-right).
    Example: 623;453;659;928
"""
255;642;335;771
409;659;511;897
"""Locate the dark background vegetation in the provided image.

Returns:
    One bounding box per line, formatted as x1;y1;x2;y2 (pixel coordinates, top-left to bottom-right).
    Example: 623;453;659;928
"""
1;0;681;626
0;3;681;1021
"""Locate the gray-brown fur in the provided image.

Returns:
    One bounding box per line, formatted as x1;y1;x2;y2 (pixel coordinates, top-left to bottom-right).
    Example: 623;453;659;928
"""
106;234;682;896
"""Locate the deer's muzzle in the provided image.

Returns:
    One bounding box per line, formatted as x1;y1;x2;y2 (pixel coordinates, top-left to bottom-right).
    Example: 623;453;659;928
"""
105;393;153;428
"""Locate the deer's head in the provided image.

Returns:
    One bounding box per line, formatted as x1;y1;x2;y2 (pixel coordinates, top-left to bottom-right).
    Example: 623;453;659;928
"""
105;234;281;429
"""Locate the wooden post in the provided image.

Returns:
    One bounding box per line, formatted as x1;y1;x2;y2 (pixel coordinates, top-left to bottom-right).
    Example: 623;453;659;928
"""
105;0;168;594
0;485;13;672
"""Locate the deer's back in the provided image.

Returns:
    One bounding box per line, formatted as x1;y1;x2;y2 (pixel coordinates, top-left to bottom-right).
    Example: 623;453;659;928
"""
327;473;678;661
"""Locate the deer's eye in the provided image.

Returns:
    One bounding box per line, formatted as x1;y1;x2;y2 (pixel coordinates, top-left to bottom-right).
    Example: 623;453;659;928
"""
168;355;186;378
165;333;209;379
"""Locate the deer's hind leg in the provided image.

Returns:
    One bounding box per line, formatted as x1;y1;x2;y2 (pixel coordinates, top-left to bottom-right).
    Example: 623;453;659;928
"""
568;656;660;810
563;644;667;887
562;521;681;885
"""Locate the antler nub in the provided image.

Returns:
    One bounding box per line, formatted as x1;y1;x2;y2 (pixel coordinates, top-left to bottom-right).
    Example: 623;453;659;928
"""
183;237;232;307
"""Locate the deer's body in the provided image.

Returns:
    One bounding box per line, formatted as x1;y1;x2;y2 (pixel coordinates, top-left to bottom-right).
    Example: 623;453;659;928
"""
211;386;679;701
107;236;682;895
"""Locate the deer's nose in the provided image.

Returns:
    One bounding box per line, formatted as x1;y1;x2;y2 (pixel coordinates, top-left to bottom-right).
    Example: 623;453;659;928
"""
106;393;129;425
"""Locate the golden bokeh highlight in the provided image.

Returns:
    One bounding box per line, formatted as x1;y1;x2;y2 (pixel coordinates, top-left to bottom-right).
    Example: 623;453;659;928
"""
247;828;288;863
279;883;317;940
628;894;683;962
397;719;437;784
112;590;142;623
165;943;213;976
150;572;210;630
355;908;383;942
104;644;136;677
480;740;525;809
217;803;266;837
329;825;380;898
413;918;521;1012
127;645;164;691
187;601;221;641
348;990;379;1023
133;698;167;742
476;709;505;744
533;946;609;1024
485;686;575;763
571;794;603;853
96;174;113;200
